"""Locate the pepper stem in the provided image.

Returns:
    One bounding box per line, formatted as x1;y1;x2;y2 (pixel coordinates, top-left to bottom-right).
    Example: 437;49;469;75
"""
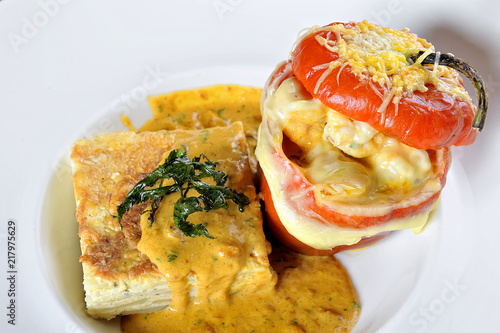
409;51;487;131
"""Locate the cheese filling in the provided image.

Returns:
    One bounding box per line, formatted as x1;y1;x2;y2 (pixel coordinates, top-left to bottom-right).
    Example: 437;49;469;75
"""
256;76;442;250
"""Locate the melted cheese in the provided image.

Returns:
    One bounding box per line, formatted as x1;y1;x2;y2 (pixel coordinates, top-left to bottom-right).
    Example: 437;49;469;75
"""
305;142;375;197
323;108;383;158
311;21;471;107
367;137;432;188
256;76;442;250
266;185;437;250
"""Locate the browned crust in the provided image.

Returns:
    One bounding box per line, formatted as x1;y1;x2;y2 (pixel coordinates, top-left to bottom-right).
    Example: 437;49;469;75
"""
71;130;181;280
71;124;253;281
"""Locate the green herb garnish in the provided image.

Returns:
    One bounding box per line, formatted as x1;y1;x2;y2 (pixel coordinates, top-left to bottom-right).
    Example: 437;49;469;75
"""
167;251;178;262
116;149;250;238
174;113;186;123
217;108;226;120
200;130;209;142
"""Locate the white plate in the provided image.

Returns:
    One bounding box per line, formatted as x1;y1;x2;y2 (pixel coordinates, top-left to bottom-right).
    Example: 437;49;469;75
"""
1;1;500;332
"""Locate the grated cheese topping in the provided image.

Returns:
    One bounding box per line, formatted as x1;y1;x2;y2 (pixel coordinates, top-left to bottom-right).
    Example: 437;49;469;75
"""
306;21;471;105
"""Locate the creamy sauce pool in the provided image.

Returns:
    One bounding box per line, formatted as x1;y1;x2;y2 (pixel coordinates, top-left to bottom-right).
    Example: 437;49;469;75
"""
120;85;360;332
122;246;359;333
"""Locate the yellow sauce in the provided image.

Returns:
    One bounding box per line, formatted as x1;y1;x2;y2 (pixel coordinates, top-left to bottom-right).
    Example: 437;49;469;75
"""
141;85;263;176
136;122;276;311
120;85;360;332
122;245;359;333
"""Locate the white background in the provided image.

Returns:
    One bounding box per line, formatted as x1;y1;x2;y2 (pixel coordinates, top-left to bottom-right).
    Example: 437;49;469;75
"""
1;0;499;332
